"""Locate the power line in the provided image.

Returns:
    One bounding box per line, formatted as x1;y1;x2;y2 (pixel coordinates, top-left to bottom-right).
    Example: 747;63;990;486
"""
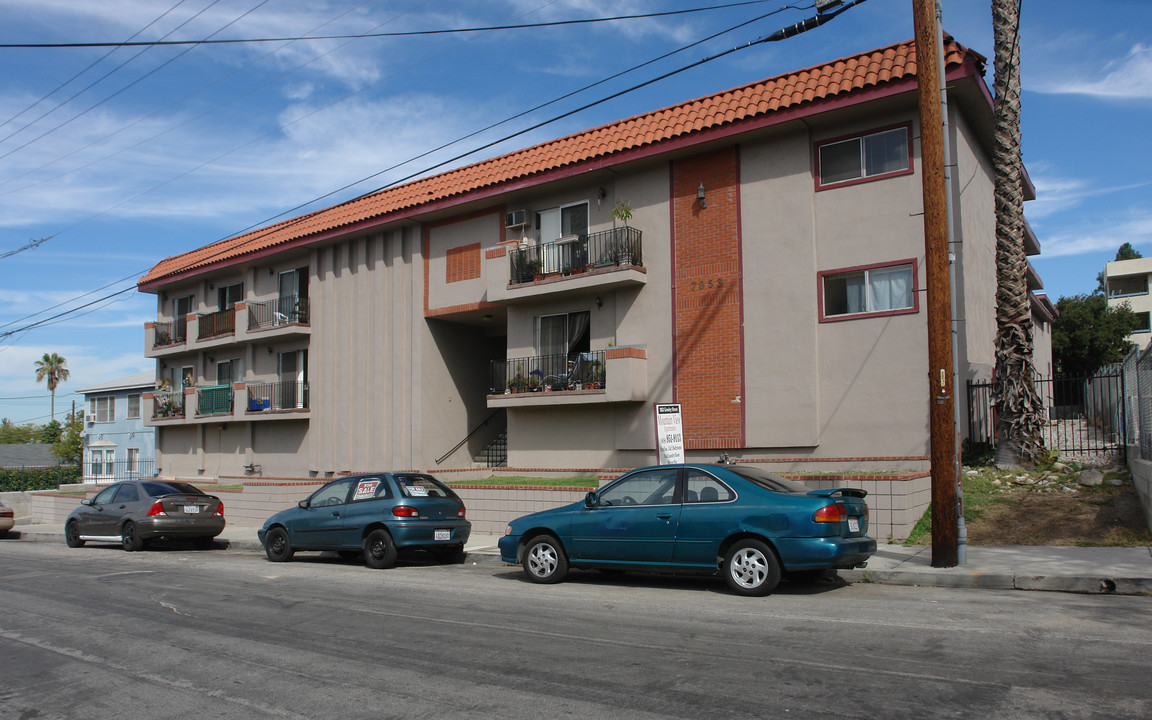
0;1;862;343
0;2;787;48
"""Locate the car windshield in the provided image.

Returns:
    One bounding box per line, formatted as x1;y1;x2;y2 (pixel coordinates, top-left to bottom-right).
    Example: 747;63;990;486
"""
142;481;207;497
394;475;457;499
725;465;811;494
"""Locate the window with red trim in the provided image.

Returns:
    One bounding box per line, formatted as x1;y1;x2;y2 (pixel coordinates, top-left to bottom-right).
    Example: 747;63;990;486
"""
816;125;912;188
819;260;918;321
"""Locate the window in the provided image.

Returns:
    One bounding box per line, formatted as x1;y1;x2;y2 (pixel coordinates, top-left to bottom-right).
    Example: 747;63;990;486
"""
90;396;115;423
89;449;115;478
174;295;194;341
113;483;140;503
350;476;392;502
1110;276;1149;298
127;394;141;419
1135;312;1151;333
816;125;912;187
309;478;355;507
216;358;243;385
127;448;140;475
92;484;118;504
820;260;917;320
395;475;457;499
600;469;679;506
684;470;735;503
218;283;243;310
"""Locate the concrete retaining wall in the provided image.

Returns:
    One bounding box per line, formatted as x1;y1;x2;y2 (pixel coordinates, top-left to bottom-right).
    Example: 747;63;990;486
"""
1125;445;1152;532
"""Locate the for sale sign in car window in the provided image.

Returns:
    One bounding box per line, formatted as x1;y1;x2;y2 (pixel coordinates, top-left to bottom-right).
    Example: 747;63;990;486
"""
353;479;381;500
655;403;684;464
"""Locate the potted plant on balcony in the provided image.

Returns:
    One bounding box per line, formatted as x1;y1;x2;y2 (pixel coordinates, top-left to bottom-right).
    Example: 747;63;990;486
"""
528;368;543;391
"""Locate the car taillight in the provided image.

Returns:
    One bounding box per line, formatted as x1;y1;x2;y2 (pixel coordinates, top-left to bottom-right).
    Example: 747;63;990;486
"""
814;503;845;523
392;506;420;517
146;501;167;517
457;506;466;518
214;501;224;517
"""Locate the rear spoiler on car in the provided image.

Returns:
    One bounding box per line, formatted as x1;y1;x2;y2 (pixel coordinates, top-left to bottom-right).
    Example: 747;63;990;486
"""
807;488;868;499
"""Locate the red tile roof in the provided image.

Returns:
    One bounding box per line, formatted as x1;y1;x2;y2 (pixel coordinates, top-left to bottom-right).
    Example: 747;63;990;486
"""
139;36;983;288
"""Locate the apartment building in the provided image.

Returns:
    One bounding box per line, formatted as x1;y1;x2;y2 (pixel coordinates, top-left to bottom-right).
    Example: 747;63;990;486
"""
139;35;1052;490
1104;257;1152;349
79;370;157;483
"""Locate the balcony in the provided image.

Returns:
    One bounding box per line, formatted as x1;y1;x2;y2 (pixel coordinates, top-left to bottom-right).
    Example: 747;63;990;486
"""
197;384;233;415
487;346;647;408
151;390;185;420
248;295;310;331
198;309;236;340
152;321;185;348
245;380;310;412
509;227;642;285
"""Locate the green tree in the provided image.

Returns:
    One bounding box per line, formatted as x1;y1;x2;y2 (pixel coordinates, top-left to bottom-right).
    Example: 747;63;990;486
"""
33;352;70;422
1052;294;1139;377
39;419;62;445
0;418;39;444
1095;242;1143;293
53;410;84;465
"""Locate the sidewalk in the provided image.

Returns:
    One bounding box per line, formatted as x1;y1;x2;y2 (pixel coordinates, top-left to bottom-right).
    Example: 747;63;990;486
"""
9;521;1152;595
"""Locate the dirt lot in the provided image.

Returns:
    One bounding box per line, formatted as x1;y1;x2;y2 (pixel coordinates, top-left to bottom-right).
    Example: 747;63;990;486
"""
961;466;1152;546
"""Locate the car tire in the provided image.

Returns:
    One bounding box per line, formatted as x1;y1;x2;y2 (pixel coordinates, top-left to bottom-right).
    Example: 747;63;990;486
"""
433;544;466;564
363;529;398;569
264;527;294;562
723;539;781;596
65;520;85;548
522;534;568;584
121;521;144;552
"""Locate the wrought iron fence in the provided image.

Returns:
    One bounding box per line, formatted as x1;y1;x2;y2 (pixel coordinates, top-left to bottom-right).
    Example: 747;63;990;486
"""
153;320;183;347
0;464;82;492
490;350;606;394
967;369;1126;464
247;295;309;330
246;380;309;411
197;308;236;339
84;458;157;484
508;227;642;285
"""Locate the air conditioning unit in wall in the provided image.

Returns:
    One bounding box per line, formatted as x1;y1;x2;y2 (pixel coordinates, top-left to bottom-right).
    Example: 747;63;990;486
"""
505;209;529;228
86;414;96;423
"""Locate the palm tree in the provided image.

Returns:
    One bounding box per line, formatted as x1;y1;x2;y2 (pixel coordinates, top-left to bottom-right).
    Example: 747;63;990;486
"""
991;0;1044;467
34;352;70;422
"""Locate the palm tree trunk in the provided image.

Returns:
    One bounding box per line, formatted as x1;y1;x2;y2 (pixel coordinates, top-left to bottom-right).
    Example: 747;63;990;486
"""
991;0;1044;467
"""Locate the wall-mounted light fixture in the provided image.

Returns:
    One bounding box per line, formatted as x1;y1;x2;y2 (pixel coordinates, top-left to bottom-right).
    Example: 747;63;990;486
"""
482;314;493;322
597;186;607;208
595;295;603;309
207;356;215;364
161;292;168;302
697;183;707;209
268;267;274;275
208;282;214;290
267;346;274;355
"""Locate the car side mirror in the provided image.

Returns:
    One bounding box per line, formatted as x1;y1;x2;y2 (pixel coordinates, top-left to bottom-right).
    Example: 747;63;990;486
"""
584;491;599;509
298;499;309;509
81;498;94;507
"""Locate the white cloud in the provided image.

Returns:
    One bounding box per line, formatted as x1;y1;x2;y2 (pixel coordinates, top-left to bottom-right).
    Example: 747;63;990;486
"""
1034;210;1152;258
1032;43;1152;100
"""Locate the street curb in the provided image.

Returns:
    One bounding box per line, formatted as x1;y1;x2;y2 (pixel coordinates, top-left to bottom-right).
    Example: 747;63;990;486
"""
838;568;1152;595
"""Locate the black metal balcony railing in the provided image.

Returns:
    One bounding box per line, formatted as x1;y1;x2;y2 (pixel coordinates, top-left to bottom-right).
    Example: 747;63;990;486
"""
198;308;236;340
197;384;233;415
246;381;310;411
153;320;184;347
508;226;643;285
152;391;185;419
248;295;310;330
490;351;606;394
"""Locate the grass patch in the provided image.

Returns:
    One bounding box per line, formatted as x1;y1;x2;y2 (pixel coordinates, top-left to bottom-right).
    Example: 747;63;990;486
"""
446;476;599;488
904;466;1037;545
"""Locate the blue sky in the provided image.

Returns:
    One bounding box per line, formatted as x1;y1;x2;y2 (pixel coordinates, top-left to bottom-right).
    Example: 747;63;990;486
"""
1;0;1149;425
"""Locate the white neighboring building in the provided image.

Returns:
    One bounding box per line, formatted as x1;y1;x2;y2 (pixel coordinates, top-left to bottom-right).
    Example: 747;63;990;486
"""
1105;257;1152;349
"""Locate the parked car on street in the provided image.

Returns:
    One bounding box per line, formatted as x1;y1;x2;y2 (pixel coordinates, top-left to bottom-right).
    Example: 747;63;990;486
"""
0;500;15;536
498;463;876;596
257;472;471;568
65;480;225;551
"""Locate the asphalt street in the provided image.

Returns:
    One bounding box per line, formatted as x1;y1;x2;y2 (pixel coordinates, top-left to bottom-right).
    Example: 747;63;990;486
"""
2;540;1150;719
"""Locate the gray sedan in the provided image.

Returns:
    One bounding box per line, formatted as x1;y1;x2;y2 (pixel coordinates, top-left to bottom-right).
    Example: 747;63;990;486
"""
65;480;225;551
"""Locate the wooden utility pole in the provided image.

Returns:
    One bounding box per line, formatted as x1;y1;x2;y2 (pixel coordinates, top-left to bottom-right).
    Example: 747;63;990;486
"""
912;0;957;567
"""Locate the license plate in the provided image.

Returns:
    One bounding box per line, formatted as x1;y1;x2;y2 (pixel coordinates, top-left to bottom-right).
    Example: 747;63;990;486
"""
184;505;200;514
848;517;860;533
434;529;450;541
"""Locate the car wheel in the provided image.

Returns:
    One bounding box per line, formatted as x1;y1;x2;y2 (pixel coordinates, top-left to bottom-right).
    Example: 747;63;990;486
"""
363;529;398;569
264;527;294;562
523;534;568;584
121;521;144;552
723;539;781;596
433;544;466;564
65;520;85;548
